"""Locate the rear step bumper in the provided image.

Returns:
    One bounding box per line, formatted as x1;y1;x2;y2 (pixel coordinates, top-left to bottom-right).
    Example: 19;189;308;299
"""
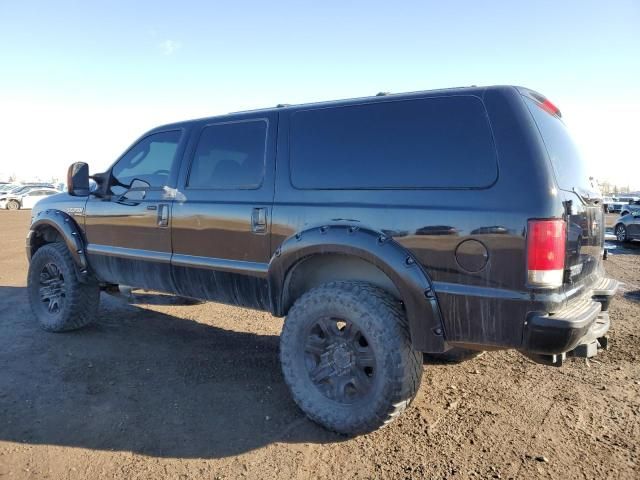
520;277;618;366
591;277;619;311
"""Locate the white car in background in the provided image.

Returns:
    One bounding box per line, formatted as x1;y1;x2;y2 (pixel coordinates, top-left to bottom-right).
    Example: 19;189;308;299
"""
0;188;59;210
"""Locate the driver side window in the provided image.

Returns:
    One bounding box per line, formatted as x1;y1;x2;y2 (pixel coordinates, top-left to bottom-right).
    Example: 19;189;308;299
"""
111;130;181;190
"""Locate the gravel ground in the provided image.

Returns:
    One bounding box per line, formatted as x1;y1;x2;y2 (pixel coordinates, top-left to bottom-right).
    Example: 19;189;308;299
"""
0;210;638;479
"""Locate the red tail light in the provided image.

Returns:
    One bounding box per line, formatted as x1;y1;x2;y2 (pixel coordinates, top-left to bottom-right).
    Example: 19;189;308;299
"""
528;90;562;118
538;99;561;117
527;219;566;288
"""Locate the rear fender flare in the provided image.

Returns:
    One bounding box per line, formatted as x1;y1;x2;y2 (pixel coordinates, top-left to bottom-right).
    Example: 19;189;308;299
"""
268;225;447;352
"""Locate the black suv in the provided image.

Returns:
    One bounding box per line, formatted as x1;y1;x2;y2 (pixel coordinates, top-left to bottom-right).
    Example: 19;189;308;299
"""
26;86;617;434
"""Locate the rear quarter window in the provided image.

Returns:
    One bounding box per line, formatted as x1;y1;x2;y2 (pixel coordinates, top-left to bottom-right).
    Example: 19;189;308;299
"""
289;96;498;189
523;97;591;192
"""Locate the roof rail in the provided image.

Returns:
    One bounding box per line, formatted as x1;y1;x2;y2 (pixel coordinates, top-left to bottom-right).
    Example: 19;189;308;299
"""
228;103;291;114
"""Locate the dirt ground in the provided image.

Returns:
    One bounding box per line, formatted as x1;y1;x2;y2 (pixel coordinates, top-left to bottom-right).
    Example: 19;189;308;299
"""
0;210;638;479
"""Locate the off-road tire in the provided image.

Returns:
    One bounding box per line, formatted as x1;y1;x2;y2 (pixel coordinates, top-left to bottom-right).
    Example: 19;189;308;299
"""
280;281;423;435
6;199;20;210
28;242;100;332
424;347;484;364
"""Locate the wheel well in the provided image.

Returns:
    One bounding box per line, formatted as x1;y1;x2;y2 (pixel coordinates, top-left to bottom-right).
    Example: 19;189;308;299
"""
30;225;64;256
282;253;402;315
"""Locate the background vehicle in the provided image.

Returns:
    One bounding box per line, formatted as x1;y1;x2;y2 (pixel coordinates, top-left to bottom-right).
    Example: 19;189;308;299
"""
614;212;640;242
0;183;20;193
19;182;56;189
603;197;627;213
0;186;39;205
602;196;614;213
620;199;640;217
0;188;58;210
25;86;616;434
2;183;54;195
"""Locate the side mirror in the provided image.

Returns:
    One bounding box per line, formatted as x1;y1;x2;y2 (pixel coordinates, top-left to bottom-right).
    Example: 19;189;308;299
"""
67;162;90;197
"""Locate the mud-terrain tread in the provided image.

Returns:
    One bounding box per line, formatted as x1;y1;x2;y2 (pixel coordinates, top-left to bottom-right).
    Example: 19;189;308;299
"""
280;281;423;435
28;242;100;332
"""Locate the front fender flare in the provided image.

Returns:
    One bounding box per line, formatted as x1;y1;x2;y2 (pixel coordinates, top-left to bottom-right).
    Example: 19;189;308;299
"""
268;225;447;352
27;209;91;282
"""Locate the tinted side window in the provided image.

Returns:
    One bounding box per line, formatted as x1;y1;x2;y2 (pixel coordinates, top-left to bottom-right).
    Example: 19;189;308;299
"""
187;120;267;189
112;130;181;188
290;96;497;189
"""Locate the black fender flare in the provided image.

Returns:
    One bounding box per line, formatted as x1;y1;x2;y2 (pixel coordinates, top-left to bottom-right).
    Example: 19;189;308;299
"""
26;209;91;282
268;225;447;352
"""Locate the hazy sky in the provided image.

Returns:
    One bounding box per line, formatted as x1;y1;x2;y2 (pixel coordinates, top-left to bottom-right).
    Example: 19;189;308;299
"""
0;0;638;188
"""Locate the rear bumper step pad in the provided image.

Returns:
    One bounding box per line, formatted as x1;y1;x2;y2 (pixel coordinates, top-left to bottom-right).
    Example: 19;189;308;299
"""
520;277;618;366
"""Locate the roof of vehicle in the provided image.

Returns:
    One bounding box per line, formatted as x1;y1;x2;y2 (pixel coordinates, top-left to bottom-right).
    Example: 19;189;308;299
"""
151;85;525;131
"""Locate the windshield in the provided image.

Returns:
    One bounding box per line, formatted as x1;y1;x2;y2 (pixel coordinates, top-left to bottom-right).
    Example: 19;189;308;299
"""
524;97;595;195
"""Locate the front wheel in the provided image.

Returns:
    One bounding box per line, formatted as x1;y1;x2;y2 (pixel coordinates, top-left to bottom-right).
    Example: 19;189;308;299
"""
280;281;423;435
615;224;629;243
6;199;20;210
27;243;100;331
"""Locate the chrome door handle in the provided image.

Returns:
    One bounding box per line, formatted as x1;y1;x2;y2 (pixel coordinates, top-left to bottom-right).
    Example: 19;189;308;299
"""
158;204;169;227
251;207;267;233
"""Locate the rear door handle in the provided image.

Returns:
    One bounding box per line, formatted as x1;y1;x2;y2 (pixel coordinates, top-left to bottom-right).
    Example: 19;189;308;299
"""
158;204;169;227
251;207;267;234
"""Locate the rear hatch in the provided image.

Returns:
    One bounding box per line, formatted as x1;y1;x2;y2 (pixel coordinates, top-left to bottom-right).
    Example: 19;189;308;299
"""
522;90;604;295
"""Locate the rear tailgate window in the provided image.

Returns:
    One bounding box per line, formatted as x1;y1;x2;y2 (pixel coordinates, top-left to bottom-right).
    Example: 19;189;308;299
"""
524;96;593;193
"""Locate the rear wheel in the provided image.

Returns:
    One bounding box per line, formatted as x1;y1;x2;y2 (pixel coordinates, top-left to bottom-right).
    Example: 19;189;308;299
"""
280;281;422;435
6;199;20;210
615;224;629;243
28;243;100;331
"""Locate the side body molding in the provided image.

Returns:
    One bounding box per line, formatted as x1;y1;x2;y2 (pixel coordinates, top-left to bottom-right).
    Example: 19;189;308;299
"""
26;209;91;282
268;225;447;352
